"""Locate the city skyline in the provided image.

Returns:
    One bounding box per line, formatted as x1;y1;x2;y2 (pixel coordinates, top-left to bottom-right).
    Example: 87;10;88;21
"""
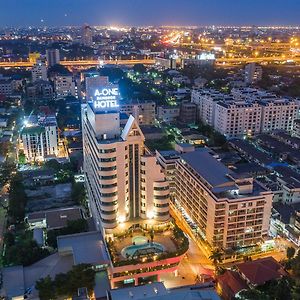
0;0;300;27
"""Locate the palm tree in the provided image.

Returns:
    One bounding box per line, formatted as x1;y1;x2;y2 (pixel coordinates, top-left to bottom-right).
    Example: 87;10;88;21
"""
209;248;223;266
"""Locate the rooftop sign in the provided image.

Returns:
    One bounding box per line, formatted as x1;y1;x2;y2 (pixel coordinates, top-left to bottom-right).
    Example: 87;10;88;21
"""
93;85;120;110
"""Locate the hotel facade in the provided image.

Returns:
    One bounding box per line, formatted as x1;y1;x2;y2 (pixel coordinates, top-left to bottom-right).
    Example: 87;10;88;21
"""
82;84;170;231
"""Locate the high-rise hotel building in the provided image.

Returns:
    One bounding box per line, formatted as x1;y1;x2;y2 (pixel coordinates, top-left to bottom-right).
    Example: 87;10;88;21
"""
82;84;170;230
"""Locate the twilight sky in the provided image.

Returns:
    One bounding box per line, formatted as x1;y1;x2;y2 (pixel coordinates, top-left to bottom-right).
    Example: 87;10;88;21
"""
0;0;299;27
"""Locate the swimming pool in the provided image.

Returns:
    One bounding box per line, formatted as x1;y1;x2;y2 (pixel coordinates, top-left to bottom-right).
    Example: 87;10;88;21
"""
121;237;165;258
132;236;148;245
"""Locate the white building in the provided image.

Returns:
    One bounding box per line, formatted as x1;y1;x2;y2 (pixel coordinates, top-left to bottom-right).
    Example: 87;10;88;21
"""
192;88;299;138
82;84;170;230
214;101;262;138
31;60;48;82
46;49;60;67
21;115;58;162
54;75;77;98
245;63;262;84
191;89;232;126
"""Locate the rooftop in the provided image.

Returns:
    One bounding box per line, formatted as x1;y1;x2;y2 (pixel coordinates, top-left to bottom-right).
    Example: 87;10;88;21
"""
108;282;220;300
237;257;287;286
57;231;110;266
27;207;82;229
180;149;233;188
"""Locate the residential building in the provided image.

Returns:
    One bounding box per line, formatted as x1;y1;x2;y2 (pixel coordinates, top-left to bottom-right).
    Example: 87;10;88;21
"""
245;63;263;84
214;100;262;138
293;119;300;138
21;114;59;162
46;48;60;67
120;101;156;125
157;105;180;123
0;79;13;96
82;85;170;230
85;75;109;101
179;101;196;124
82;24;93;46
54;75;77;98
31;59;48;82
260;97;298;133
174;148;273;249
192;88;298;138
191;89;233;126
26;80;54;99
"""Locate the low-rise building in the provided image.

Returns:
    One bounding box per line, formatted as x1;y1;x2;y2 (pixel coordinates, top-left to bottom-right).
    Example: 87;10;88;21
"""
21;114;59;162
157;105;180;123
120;101;156;125
179;101;196;124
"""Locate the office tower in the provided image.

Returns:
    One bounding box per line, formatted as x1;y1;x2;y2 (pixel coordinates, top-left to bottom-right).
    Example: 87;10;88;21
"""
245;63;262;84
82;24;93;46
31;60;48;82
46;49;60;67
21;115;58;162
82;84;170;230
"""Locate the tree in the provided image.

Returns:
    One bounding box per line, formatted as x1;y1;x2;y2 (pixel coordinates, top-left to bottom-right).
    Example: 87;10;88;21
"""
8;174;27;223
287;247;296;260
36;276;56;300
36;264;96;299
71;182;86;205
209;248;223;265
3;232;15;247
133;63;146;74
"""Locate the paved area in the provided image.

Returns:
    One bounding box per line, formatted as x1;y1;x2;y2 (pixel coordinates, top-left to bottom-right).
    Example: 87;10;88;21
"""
161;237;214;288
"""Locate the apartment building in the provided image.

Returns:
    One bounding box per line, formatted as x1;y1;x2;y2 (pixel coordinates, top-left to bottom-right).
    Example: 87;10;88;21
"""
157;105;180;123
31;60;48;82
192;88;298;138
174;148;273;249
120;101;156;125
191;89;233;126
21;115;59;162
214;101;262;137
245;63;262;84
293;119;300;138
54;75;77;98
0;79;13;96
82;85;169;230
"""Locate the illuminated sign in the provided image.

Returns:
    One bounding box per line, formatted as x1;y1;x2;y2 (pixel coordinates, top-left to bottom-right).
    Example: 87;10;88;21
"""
93;85;120;110
198;53;216;61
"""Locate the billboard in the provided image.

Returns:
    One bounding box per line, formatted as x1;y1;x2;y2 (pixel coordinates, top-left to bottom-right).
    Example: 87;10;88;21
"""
93;85;120;110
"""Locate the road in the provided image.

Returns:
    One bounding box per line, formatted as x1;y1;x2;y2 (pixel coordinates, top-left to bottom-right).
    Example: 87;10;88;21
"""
0;59;156;68
1;55;300;68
